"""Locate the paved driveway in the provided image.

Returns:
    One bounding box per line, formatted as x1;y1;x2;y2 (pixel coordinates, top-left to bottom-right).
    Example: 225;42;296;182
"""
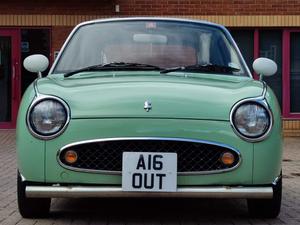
0;130;299;225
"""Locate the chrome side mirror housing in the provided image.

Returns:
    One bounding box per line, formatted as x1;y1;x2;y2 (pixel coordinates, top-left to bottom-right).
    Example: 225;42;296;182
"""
253;57;277;80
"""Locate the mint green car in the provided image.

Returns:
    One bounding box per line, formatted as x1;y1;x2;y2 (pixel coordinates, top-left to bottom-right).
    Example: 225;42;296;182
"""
17;18;282;218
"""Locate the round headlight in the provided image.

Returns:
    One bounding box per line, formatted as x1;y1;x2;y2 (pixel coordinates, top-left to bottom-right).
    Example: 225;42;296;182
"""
28;97;69;138
232;102;271;140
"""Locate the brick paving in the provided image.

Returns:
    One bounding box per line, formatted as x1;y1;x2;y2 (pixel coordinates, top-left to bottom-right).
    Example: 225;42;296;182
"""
0;130;300;225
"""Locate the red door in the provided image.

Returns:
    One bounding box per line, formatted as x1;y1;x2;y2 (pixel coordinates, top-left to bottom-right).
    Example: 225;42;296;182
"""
0;30;21;129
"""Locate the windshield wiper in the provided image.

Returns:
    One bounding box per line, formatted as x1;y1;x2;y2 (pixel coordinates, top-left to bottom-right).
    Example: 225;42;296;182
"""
160;64;240;74
64;62;162;77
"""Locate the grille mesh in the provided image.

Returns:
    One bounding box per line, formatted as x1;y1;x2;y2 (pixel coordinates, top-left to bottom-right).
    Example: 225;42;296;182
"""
59;139;240;173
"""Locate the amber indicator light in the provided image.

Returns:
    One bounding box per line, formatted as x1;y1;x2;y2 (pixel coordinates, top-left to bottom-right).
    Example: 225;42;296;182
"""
64;150;78;164
220;152;235;166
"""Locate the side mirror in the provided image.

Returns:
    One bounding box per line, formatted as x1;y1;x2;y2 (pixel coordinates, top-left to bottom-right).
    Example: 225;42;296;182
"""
23;54;49;78
252;57;277;80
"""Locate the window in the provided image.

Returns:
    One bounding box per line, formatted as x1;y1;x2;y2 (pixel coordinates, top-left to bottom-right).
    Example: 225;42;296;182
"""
0;37;11;122
54;21;247;76
290;32;300;113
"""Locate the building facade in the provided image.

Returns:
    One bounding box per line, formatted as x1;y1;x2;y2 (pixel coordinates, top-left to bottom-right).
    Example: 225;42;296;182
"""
0;0;299;136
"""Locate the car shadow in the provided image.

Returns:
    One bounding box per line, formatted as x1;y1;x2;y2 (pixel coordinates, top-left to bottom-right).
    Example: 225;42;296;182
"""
50;198;250;223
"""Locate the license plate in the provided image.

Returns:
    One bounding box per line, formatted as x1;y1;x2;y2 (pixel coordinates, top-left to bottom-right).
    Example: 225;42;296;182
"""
122;152;177;192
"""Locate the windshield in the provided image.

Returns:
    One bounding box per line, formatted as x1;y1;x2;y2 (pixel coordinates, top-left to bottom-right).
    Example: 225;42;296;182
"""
52;20;248;76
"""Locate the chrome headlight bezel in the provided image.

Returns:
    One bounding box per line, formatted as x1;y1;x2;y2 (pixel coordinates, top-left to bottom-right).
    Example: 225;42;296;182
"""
230;98;273;142
26;95;70;140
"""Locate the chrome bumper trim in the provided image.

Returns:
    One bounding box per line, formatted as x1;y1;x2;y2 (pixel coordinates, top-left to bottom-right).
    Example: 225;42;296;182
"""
26;186;273;199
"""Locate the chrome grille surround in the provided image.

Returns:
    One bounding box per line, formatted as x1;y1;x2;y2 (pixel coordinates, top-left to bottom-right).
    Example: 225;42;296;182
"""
57;137;242;175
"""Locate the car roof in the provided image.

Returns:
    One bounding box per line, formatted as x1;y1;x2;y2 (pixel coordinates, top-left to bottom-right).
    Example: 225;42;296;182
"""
75;17;225;30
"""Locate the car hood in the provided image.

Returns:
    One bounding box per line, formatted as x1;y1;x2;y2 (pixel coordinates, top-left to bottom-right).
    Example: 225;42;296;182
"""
37;73;263;121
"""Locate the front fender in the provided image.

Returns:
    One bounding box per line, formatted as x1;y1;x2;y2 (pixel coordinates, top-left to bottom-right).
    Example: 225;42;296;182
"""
16;83;45;182
252;85;283;184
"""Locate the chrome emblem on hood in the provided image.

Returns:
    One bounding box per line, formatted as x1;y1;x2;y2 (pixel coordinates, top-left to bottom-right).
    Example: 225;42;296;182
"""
144;100;152;112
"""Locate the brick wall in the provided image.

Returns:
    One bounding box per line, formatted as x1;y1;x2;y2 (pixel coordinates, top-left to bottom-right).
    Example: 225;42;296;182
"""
115;0;300;16
0;0;300;15
0;0;114;15
283;120;300;137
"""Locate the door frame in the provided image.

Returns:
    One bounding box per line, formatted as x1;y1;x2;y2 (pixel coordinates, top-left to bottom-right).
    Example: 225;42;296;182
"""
283;30;300;119
0;29;21;129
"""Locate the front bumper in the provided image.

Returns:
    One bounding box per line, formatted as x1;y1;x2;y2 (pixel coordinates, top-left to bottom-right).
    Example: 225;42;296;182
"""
18;118;282;185
26;185;273;199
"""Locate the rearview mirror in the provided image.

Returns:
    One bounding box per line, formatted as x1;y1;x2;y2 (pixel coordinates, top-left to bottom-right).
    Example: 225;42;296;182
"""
133;34;167;44
23;54;49;78
252;57;277;80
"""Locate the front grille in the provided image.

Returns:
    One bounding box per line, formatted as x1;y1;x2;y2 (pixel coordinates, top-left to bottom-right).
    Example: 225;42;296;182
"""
59;138;240;174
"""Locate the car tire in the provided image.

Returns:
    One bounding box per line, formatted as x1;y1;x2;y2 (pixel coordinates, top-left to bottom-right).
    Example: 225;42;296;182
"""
17;171;51;218
247;175;282;218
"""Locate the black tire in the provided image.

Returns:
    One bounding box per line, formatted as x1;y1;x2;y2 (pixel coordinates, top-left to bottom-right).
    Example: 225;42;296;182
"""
247;175;282;218
17;171;51;218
